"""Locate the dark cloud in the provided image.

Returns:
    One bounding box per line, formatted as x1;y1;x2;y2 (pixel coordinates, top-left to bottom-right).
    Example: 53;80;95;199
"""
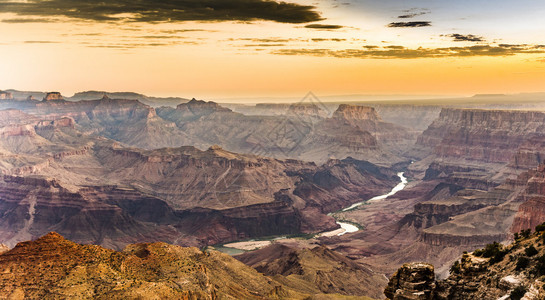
0;0;322;24
243;43;286;47
387;21;431;28
1;17;56;23
272;44;545;59
398;8;430;19
158;29;211;34
311;38;346;42
305;24;344;30
398;13;427;19
446;34;485;42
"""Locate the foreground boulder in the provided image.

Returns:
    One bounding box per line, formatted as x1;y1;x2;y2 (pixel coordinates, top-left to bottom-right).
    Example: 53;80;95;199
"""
384;262;435;300
386;228;545;299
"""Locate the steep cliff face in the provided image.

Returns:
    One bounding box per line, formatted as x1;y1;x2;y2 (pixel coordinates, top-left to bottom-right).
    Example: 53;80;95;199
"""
331;105;418;152
386;230;545;299
384;262;435;300
42;92;63;101
417;108;545;164
30;98;191;149
333;104;381;122
0;91;13;100
174;98;233;121
511;163;545;233
0;113;399;249
158;100;403;165
373;105;441;131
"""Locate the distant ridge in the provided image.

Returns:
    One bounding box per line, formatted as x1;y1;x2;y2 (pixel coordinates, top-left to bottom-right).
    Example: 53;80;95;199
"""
70;90;189;107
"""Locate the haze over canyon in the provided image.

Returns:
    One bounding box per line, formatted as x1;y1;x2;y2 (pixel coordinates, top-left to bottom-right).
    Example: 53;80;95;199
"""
1;89;545;298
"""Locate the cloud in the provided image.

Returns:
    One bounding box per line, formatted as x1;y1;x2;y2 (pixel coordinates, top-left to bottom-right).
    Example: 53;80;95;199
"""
311;38;346;42
398;8;430;19
24;40;60;44
272;44;545;59
0;0;322;24
1;17;58;23
305;24;344;30
445;34;485;42
387;21;431;28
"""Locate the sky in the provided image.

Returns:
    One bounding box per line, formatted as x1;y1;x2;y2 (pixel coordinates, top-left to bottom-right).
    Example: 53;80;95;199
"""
1;0;545;100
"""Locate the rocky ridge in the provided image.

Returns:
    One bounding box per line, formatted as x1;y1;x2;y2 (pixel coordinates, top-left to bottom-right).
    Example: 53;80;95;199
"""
385;226;545;299
0;232;373;299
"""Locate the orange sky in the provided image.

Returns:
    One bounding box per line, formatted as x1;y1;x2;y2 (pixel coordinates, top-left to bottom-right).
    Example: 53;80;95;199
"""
1;0;544;100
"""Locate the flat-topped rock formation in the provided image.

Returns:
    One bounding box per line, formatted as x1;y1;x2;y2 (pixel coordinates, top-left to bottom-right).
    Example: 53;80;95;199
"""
0;112;399;249
42;92;63;101
417;108;545;164
0;91;13;100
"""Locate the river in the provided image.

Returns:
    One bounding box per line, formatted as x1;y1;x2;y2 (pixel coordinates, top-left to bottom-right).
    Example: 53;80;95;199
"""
325;172;408;236
218;172;408;252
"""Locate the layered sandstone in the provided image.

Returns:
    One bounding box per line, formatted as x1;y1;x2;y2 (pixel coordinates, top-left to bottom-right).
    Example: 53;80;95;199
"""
387;231;545;299
159;100;403;165
42;92;63;101
417;108;545;164
0;91;13;100
384;262;435;300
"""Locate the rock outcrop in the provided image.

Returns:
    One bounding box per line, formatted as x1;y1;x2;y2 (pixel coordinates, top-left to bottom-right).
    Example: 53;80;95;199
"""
386;229;545;299
42;92;63;101
417;108;545;165
384;262;435;300
158;101;405;165
0;111;400;249
237;244;388;299
0;233;300;299
0;91;13;100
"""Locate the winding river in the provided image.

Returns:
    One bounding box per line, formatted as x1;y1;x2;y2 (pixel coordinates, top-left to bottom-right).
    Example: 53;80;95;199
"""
219;172;408;252
322;172;408;236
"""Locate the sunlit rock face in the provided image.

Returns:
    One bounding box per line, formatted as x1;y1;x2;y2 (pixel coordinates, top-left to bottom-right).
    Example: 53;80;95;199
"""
0;91;13;100
43;92;63;101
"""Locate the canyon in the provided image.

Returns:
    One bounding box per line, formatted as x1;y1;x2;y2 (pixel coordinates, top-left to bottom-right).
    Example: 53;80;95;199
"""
3;91;545;298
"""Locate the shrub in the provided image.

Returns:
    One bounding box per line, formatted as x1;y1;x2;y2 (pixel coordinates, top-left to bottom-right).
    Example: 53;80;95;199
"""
516;256;530;271
474;242;508;264
510;285;527;300
521;229;532;239
475;242;503;258
535;223;545;232
450;260;461;274
490;249;508;264
534;254;545;276
525;245;539;257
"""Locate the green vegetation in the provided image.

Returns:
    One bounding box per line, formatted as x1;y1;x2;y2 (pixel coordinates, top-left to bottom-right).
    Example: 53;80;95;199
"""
474;242;508;264
521;229;532;239
535;222;545;233
449;260;461;274
534;254;545;276
516;256;530;271
525;245;538;257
